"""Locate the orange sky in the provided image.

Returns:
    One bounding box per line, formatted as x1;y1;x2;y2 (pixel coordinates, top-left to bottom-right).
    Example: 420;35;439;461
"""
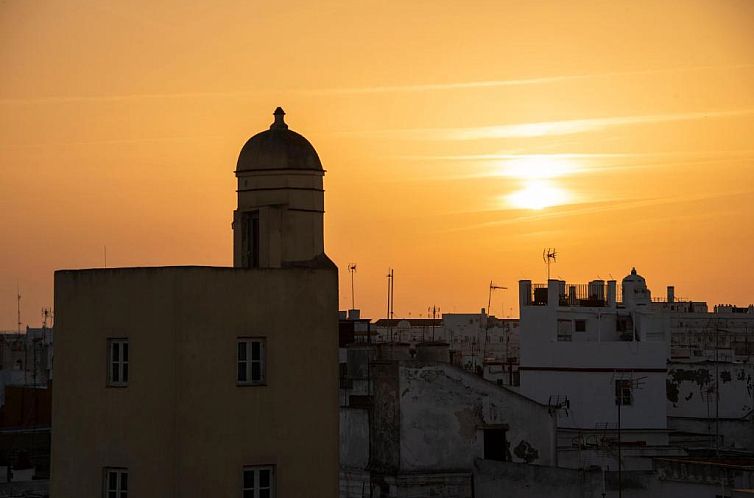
1;0;753;329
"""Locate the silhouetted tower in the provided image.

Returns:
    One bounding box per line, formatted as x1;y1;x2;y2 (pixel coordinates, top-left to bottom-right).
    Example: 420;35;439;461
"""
233;107;325;268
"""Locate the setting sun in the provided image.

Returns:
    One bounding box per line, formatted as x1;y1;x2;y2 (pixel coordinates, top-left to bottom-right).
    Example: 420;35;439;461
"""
496;155;577;209
496;154;578;179
505;179;573;210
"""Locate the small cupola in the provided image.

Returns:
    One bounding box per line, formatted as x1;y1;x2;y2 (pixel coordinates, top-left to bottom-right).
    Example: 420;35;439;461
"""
232;108;326;268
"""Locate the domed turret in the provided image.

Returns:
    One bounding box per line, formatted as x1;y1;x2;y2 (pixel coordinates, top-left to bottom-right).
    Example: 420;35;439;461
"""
232;108;326;268
622;267;651;308
236;107;323;172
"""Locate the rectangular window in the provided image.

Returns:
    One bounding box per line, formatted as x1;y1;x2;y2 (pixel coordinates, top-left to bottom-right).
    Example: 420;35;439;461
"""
108;339;128;386
243;466;274;498
242;210;260;268
574;319;586;332
237;338;266;385
483;428;509;462
557;319;572;342
104;468;127;498
615;379;632;406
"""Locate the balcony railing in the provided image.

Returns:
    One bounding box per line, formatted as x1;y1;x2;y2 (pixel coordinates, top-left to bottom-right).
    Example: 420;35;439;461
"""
527;282;622;307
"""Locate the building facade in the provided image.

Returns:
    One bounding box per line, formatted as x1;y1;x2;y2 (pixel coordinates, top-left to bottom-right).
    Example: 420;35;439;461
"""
51;108;339;497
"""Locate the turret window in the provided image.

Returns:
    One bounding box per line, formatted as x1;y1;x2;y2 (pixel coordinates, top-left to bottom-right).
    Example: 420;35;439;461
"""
241;210;260;268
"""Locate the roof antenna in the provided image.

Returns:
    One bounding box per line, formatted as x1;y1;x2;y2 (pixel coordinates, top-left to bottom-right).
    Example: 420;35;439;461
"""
16;283;21;335
543;248;557;280
348;263;357;311
488;281;507;316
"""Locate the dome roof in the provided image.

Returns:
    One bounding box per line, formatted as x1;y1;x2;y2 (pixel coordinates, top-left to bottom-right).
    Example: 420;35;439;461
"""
622;267;645;283
236;107;323;172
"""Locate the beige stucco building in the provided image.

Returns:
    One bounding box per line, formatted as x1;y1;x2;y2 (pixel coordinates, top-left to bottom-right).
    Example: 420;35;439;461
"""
51;108;339;497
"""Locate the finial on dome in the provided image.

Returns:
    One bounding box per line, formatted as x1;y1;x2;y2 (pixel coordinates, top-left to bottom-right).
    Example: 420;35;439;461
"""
631;267;637;275
271;107;288;130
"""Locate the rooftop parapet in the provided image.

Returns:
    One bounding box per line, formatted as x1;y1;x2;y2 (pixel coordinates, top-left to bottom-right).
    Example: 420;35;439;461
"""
520;280;620;308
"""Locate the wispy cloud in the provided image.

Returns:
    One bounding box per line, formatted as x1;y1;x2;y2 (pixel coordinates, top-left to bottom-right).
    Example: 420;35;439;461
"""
2;64;752;105
0;135;226;149
349;109;754;141
399;150;754;162
438;190;753;233
0;92;260;105
303;63;754;95
393;150;754;181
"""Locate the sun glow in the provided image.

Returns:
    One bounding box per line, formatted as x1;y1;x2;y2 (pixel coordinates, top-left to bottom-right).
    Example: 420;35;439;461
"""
498;156;577;209
496;155;578;179
505;180;572;210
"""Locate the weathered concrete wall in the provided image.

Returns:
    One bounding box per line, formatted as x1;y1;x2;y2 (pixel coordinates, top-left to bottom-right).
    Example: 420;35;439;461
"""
397;362;556;472
474;459;741;498
52;265;339;497
381;472;471;498
0;479;49;497
339;469;371;498
340;407;369;469
667;361;754;419
667;361;754;450
475;458;603;498
370;361;401;473
670;416;754;450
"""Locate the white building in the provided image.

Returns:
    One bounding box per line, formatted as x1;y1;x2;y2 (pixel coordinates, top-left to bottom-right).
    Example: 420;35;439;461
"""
519;269;676;470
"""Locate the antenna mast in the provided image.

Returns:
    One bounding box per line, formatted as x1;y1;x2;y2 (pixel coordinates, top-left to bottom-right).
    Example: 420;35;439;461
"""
386;269;395;342
16;283;21;335
543;248;558;280
348;263;357;310
488;281;507;316
428;305;440;342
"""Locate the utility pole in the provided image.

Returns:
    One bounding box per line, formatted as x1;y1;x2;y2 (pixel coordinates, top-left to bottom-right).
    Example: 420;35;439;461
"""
614;374;645;498
715;318;720;456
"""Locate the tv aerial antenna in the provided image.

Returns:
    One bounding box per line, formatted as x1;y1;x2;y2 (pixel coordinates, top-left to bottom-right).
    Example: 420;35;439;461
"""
488;281;507;317
347;263;357;310
543;248;558;280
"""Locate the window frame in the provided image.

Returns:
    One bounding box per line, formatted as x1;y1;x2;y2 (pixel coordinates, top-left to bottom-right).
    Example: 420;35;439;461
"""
241;210;260;268
242;465;274;498
237;337;267;386
107;338;129;387
103;467;128;498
